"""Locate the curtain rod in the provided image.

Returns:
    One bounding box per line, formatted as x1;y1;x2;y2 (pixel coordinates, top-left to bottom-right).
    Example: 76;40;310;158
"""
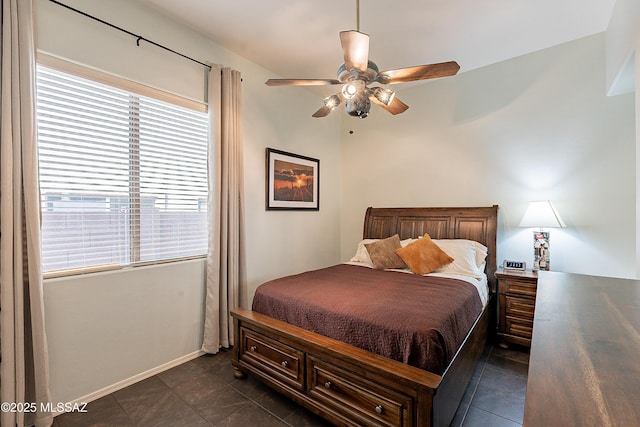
49;0;212;70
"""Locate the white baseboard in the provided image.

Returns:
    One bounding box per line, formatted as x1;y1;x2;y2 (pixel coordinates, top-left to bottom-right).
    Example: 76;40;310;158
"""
55;349;205;416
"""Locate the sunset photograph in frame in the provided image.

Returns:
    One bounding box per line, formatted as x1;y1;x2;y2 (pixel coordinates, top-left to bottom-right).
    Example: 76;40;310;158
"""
266;148;319;210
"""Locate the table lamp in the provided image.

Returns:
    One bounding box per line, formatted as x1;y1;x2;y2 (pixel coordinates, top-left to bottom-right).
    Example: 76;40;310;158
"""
519;201;566;271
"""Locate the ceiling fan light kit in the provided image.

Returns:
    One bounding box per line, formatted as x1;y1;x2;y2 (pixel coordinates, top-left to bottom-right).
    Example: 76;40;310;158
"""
371;87;395;106
341;80;360;99
265;0;460;119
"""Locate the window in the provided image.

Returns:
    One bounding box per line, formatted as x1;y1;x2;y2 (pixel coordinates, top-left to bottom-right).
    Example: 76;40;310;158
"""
36;64;208;274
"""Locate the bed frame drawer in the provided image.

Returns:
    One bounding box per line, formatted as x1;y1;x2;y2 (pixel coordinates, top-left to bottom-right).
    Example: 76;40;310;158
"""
308;356;413;427
239;327;304;390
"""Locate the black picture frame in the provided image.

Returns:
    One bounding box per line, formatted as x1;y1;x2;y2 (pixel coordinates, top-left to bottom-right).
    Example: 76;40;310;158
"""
266;148;319;210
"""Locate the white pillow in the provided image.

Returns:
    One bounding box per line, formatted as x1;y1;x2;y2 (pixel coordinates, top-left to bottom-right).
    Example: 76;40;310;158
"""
432;239;487;278
351;237;417;267
350;239;378;265
433;239;487;267
472;241;489;268
401;238;417;247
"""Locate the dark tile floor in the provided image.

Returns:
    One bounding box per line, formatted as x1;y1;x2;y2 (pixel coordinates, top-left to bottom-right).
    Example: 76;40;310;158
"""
53;343;529;426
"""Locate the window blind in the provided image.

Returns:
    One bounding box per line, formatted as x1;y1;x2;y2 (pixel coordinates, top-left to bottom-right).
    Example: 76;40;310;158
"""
36;65;208;274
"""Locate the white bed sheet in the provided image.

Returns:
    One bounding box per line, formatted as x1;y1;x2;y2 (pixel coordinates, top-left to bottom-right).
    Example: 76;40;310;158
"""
344;261;489;307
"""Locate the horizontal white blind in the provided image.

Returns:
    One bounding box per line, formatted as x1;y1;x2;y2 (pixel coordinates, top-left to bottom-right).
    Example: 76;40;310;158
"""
36;65;208;274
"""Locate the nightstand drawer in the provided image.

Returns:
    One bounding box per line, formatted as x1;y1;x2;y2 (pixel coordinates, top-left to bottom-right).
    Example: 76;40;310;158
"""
501;279;537;297
505;296;535;320
506;316;533;339
496;269;538;348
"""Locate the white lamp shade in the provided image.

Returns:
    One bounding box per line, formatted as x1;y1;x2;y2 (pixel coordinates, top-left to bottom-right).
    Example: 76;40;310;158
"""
519;201;566;228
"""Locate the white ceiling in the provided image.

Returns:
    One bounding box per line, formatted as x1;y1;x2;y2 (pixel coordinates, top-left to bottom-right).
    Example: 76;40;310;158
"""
136;0;616;86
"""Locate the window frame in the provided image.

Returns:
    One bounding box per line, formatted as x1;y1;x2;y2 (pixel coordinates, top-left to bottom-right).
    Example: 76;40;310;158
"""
36;54;209;278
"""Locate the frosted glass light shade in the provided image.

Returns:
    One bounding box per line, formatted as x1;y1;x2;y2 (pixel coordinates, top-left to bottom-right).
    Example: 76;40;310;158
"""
519;201;566;228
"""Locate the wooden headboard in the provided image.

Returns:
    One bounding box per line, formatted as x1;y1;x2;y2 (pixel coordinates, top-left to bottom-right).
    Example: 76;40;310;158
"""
363;206;499;292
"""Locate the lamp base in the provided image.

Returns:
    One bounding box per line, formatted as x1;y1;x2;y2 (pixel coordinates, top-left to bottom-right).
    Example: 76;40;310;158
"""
533;230;550;271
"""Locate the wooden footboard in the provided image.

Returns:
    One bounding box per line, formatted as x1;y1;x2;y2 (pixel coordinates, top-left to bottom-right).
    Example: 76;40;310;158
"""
231;297;491;427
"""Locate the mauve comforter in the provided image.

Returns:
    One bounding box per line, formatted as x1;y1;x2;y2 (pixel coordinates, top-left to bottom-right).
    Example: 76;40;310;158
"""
251;264;483;375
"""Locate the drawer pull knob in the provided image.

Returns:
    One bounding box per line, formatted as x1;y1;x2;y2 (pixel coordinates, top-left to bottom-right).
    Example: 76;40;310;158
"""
324;381;332;389
250;345;257;352
375;405;384;414
281;361;288;368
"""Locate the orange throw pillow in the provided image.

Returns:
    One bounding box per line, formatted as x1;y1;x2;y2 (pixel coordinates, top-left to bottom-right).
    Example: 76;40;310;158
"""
395;233;454;275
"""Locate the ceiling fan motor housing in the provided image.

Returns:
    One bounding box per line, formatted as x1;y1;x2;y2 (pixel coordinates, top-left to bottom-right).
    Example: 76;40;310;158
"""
337;60;379;82
338;61;377;118
345;93;371;118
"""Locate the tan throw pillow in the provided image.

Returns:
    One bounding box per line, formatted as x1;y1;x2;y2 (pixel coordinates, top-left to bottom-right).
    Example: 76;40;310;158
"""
395;233;454;275
365;235;407;269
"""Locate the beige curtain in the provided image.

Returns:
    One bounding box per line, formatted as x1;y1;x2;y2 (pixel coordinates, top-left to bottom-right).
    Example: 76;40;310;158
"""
0;1;53;426
202;65;247;353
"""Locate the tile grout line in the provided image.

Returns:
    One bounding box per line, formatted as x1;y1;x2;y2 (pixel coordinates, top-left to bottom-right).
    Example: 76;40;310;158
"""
467;346;527;426
469;407;524;426
227;379;292;425
456;345;494;426
162;377;220;426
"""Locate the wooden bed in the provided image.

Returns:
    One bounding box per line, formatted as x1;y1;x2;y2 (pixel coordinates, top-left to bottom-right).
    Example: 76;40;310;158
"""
231;206;498;427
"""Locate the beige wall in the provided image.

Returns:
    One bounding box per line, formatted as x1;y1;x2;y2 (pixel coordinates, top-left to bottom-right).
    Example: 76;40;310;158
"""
605;0;639;95
339;34;636;279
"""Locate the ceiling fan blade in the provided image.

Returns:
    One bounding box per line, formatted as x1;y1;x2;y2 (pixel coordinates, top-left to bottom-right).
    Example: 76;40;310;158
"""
370;95;409;115
376;61;460;84
340;31;370;73
265;78;341;86
312;104;334;118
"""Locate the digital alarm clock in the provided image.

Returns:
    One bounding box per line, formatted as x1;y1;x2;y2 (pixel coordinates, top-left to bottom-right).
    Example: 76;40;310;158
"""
503;260;526;271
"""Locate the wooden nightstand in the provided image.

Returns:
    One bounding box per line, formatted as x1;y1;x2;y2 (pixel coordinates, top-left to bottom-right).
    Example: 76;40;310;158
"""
495;268;538;348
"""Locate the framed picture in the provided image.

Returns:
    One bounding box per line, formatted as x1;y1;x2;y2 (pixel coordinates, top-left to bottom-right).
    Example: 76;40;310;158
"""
266;148;319;210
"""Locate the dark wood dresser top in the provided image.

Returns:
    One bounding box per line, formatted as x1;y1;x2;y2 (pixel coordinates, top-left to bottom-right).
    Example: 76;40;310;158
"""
524;271;640;426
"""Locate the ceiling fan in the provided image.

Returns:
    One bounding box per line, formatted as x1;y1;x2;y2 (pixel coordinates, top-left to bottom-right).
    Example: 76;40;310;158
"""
265;0;460;119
